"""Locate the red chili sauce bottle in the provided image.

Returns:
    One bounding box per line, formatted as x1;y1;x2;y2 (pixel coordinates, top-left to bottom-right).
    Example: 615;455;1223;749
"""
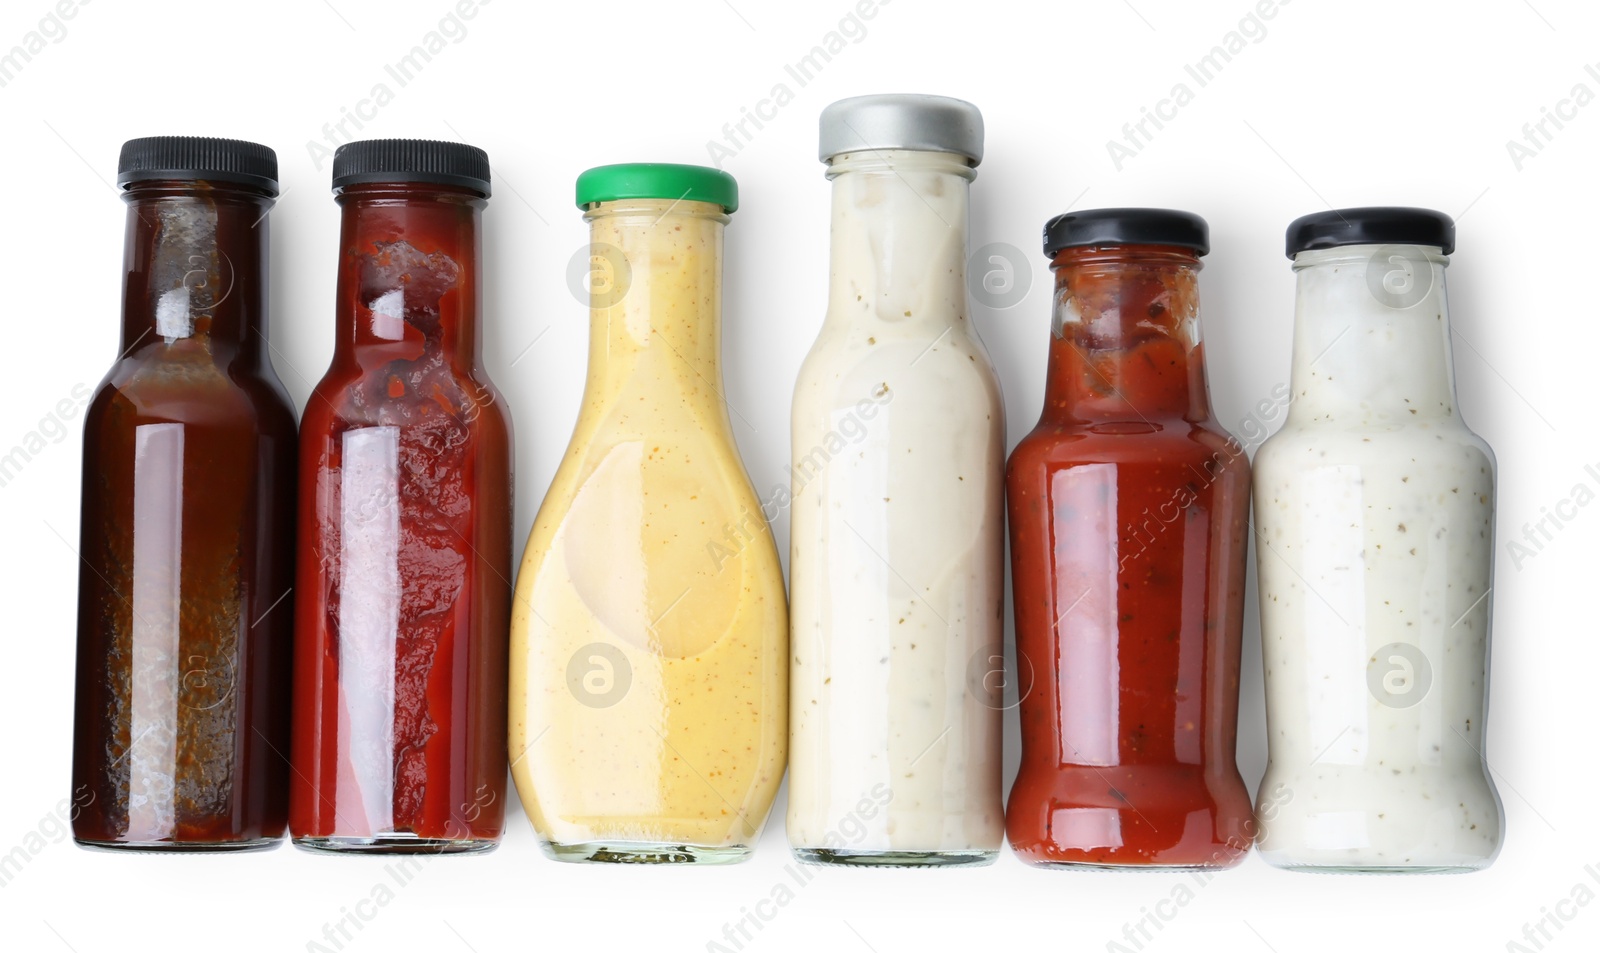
289;139;512;853
1005;209;1252;869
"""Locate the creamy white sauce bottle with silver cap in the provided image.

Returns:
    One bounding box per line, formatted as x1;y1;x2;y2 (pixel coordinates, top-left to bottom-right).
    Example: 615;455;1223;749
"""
786;94;1006;866
1253;207;1504;873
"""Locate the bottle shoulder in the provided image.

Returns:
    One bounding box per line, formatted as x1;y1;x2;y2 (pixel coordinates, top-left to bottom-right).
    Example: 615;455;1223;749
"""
521;399;780;604
540;374;752;483
90;349;295;433
302;353;506;427
794;322;1001;412
1012;415;1238;454
1009;418;1249;477
1260;415;1490;452
1256;418;1493;475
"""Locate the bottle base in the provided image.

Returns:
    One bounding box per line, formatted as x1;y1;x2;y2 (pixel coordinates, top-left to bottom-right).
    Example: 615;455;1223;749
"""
1018;858;1236;873
792;847;997;868
1268;861;1485;875
293;834;498;855
74;836;281;854
542;840;751;865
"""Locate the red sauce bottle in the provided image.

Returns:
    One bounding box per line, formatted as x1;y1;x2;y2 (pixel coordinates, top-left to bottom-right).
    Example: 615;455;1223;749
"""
72;137;297;851
1005;210;1252;869
289;140;512;853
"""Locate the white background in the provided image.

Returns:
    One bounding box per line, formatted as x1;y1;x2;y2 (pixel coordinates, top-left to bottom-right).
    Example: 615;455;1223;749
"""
1;0;1593;950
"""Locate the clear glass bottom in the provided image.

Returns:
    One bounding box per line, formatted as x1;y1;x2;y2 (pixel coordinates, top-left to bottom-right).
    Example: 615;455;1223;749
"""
793;847;997;868
1271;862;1481;875
543;840;751;865
1257;843;1494;875
75;836;281;854
293;834;497;855
1021;859;1234;873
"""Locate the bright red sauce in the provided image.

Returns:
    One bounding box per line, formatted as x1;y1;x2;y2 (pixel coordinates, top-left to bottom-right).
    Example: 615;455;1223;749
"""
289;183;511;850
1005;244;1252;868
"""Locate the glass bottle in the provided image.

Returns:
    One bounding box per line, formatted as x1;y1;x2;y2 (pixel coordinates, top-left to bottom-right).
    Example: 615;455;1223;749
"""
510;164;787;864
1005;210;1253;869
290;139;512;854
72;137;297;851
787;95;1004;867
1254;207;1503;873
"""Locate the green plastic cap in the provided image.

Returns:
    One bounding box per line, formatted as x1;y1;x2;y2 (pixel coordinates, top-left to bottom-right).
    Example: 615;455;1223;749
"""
575;163;738;213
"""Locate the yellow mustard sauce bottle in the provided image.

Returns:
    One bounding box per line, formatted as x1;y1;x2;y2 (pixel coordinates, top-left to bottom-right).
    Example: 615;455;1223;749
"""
509;164;788;864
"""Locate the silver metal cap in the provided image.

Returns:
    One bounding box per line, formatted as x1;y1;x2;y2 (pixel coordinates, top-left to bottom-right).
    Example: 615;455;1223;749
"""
818;93;984;165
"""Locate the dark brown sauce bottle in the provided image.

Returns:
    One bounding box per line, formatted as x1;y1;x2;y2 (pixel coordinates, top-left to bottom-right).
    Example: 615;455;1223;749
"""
72;137;297;851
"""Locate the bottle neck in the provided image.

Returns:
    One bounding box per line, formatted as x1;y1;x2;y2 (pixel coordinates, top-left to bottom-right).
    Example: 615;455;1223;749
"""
1041;245;1212;423
1287;245;1457;425
583;198;727;397
334;184;484;373
825;149;973;329
121;181;273;362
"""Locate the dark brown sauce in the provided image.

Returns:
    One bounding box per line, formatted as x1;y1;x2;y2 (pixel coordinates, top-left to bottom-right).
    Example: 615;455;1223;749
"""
73;180;297;848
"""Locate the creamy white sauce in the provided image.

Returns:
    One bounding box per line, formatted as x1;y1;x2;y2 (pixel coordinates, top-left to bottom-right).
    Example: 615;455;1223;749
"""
787;150;1005;858
1253;245;1503;871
